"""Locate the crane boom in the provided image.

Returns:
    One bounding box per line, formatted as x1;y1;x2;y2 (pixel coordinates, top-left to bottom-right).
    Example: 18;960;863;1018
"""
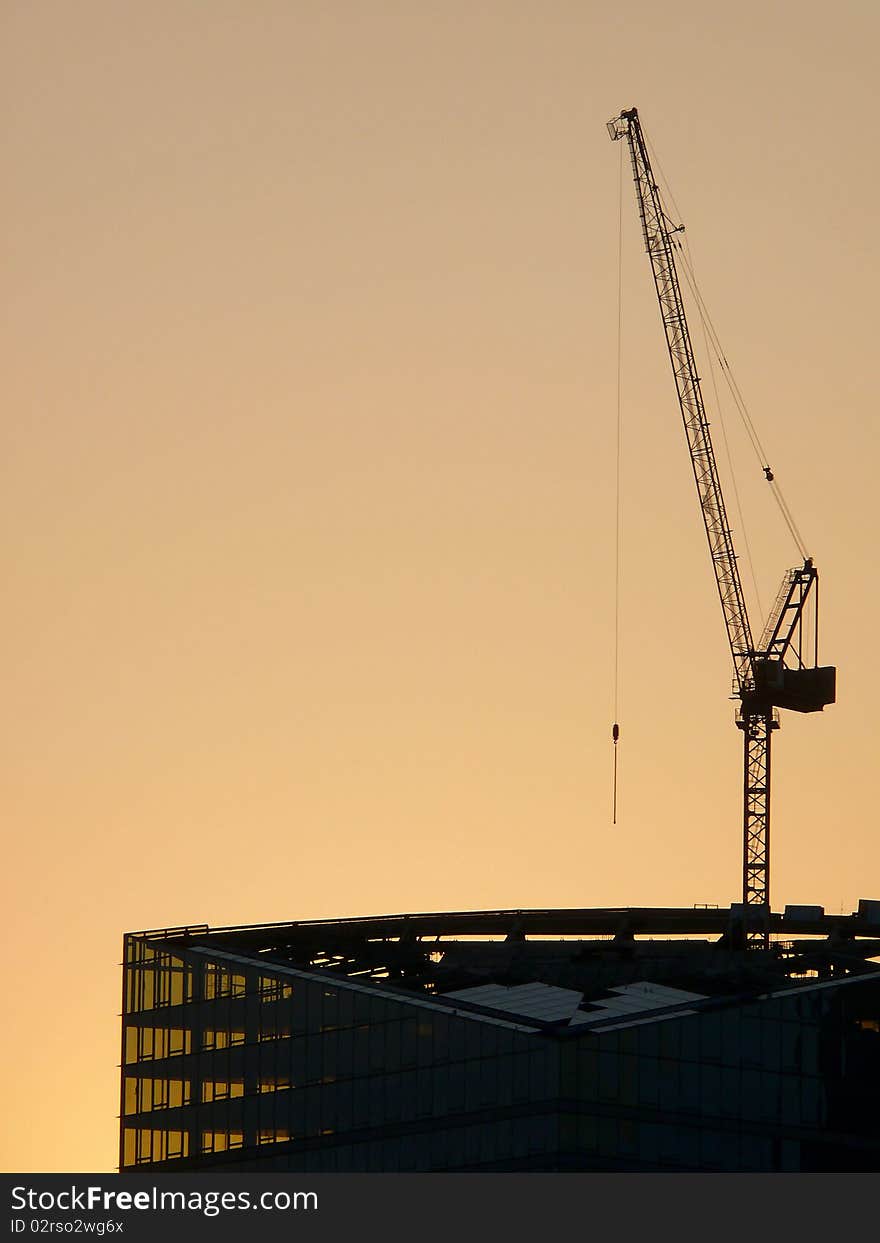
608;108;835;941
608;109;754;690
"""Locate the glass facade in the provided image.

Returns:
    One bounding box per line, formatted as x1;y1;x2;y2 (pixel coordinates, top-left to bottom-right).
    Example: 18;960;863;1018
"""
119;931;880;1171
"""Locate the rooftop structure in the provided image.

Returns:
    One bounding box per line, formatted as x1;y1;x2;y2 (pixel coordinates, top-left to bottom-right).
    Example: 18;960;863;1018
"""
120;904;880;1171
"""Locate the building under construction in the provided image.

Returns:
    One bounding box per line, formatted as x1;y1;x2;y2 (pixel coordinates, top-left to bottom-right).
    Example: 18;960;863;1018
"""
119;904;880;1172
117;111;870;1174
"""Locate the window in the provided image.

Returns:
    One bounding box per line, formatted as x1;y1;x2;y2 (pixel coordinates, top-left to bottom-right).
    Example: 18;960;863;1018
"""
127;961;194;1012
416;1068;435;1116
124;1078;191;1113
155;958;192;1007
258;1076;292;1093
124;1128;189;1164
125;967;157;1012
369;1023;386;1072
259;976;293;1001
259;1023;291;1042
258;1129;291;1145
203;964;246;999
201;1080;244;1102
126;1027;191;1063
598;1050;620;1102
201;1028;245;1050
400;1020;417;1068
619;1054;638;1106
200;1131;243;1153
126;939;154;965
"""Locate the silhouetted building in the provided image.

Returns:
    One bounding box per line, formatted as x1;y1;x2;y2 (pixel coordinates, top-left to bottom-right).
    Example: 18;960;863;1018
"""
119;905;880;1171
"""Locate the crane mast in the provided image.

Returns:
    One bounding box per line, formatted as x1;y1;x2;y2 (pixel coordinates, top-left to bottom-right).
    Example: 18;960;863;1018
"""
608;108;835;943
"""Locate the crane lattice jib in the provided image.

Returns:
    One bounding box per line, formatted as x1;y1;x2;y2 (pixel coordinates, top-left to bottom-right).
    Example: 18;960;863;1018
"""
609;109;754;692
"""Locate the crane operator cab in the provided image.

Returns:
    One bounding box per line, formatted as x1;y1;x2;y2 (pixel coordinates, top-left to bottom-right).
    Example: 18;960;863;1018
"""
743;660;836;716
739;558;836;717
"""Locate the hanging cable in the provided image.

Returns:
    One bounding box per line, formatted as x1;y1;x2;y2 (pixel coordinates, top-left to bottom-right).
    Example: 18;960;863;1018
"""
612;722;620;823
612;138;623;824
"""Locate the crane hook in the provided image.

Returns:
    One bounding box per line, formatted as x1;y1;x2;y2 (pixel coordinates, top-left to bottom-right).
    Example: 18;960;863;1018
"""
611;722;620;824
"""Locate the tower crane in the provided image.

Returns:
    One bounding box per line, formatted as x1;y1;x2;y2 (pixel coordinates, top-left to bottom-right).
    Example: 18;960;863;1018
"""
608;108;836;945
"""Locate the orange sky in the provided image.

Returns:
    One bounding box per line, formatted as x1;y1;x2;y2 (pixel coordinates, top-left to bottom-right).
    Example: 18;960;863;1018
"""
3;1;878;1172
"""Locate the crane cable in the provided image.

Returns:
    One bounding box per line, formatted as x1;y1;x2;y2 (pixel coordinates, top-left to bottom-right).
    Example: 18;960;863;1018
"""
612;138;623;824
681;239;764;623
675;248;810;562
646;135;811;564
